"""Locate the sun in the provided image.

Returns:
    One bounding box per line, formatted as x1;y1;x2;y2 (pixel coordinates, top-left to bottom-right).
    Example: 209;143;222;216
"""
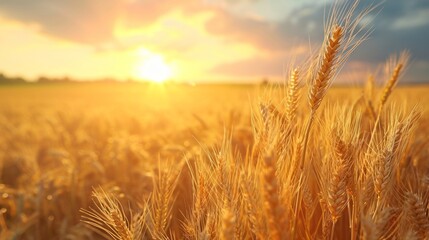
135;49;173;83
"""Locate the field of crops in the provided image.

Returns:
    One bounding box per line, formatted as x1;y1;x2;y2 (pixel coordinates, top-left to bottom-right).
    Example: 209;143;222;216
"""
2;0;429;238
0;82;428;239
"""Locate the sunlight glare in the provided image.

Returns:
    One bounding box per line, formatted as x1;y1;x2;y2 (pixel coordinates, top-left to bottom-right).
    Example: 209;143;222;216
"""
135;49;173;83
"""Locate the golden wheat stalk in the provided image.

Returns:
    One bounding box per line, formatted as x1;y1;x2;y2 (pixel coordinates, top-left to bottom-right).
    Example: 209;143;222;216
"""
301;0;375;166
375;207;401;239
327;137;351;223
378;51;410;112
261;151;286;240
80;188;133;240
220;203;236;240
309;25;343;112
406;192;429;239
367;52;410;163
240;172;258;236
111;210;133;240
365;74;377;119
301;24;346;168
374;150;395;201
285;68;300;122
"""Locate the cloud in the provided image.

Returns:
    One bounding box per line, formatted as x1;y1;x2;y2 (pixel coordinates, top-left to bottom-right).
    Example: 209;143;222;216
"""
0;0;427;82
0;0;197;44
0;0;322;49
0;0;124;43
209;56;286;78
204;5;322;54
204;0;429;82
122;0;195;28
205;0;429;57
1;0;427;58
408;61;429;83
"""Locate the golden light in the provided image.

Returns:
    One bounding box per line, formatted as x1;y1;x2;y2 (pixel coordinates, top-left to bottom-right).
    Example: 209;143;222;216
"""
135;49;173;83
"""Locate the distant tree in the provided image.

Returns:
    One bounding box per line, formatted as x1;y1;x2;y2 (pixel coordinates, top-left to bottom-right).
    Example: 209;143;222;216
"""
0;73;6;83
37;76;52;83
10;77;26;83
0;72;28;84
261;77;269;86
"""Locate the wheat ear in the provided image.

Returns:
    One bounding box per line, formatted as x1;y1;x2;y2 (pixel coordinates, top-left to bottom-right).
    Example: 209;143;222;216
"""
302;26;343;165
309;25;343;112
375;207;401;239
327;137;351;223
111;210;133;240
378;64;403;111
378;50;411;112
80;188;133;240
220;203;236;240
262;152;284;240
285;68;300;122
406;193;429;239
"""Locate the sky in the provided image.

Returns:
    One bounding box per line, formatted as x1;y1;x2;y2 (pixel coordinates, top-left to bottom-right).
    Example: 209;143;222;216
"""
0;0;428;83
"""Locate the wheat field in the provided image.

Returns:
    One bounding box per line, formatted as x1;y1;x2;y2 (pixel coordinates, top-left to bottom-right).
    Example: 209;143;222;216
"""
1;82;428;239
1;1;429;240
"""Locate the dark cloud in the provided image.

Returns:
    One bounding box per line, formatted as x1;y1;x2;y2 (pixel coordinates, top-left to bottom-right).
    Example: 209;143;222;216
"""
205;5;324;54
205;0;429;82
352;24;429;62
205;0;429;59
350;0;429;62
414;0;429;8
408;61;429;83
